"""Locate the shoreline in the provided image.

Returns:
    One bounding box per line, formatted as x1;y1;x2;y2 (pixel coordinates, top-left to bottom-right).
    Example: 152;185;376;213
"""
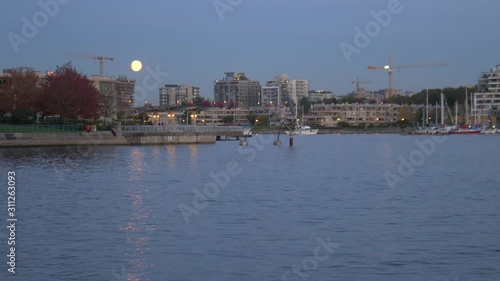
0;128;410;148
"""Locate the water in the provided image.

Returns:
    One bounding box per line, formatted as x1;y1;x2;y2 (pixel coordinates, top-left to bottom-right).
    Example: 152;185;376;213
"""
0;134;499;281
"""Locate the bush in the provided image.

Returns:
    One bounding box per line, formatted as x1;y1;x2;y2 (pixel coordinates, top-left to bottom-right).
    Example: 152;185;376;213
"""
337;121;349;128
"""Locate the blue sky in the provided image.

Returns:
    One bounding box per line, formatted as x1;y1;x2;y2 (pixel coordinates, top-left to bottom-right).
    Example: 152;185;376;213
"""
1;0;499;105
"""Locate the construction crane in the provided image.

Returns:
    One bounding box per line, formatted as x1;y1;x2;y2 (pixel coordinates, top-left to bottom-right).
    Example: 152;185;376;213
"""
62;53;114;76
368;56;448;98
351;77;370;94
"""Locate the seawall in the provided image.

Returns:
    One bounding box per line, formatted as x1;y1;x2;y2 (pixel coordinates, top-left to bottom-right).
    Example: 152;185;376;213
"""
0;132;217;148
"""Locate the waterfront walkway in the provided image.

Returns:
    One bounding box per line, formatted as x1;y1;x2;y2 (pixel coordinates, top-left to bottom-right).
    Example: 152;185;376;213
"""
0;125;244;147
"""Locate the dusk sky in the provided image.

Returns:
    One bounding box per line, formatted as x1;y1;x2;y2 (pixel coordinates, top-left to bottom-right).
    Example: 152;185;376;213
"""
1;0;499;105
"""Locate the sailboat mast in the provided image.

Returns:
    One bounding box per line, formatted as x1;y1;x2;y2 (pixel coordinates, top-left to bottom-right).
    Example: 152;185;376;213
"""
465;88;469;124
441;92;445;125
426;89;429;126
435;101;438;126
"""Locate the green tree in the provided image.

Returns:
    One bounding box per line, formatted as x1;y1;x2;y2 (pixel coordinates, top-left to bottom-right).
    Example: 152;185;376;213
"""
246;114;257;125
222;116;234;124
322;97;337;104
256;114;269;125
298;96;312;115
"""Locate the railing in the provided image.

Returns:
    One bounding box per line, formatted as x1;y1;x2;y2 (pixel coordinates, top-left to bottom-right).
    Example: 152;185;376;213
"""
121;125;243;133
0;125;80;133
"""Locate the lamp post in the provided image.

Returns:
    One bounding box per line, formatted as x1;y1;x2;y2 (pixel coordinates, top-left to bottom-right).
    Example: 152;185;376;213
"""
190;114;197;126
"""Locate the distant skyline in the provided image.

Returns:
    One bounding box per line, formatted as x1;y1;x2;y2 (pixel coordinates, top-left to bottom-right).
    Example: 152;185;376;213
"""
1;0;499;105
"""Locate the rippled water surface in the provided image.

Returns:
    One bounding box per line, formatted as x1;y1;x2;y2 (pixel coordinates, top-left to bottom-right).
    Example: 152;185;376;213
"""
0;134;499;281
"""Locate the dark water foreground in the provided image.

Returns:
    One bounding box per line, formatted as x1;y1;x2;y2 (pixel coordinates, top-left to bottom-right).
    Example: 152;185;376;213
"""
0;134;499;281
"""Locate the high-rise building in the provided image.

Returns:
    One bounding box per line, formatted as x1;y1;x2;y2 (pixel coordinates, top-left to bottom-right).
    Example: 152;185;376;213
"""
214;72;261;108
89;75;135;119
159;84;199;106
262;74;309;107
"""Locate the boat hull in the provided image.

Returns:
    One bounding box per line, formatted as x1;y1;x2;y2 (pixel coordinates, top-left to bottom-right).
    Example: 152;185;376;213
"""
448;130;481;135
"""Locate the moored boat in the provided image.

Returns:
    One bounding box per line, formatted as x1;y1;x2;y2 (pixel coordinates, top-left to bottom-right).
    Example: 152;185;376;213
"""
285;125;318;136
448;125;481;135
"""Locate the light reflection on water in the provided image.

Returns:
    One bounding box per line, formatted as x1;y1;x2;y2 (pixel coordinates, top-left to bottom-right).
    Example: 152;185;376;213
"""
166;145;176;168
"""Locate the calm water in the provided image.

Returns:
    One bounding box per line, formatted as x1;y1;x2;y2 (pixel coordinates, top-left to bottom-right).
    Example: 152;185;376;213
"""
0;134;499;281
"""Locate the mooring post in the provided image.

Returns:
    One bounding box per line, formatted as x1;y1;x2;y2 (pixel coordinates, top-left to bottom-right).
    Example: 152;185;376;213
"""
289;133;293;147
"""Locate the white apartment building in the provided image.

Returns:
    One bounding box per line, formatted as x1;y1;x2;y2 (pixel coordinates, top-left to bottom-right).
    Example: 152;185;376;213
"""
159;84;199;106
262;74;309;107
472;65;500;124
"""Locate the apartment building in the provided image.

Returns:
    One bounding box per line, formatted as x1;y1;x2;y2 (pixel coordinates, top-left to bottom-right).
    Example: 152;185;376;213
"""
159;84;199;106
89;75;136;119
473;65;500;124
214;72;261;108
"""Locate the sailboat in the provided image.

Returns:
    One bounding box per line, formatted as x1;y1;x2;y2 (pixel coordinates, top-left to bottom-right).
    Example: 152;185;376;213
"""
448;91;481;134
285;104;318;135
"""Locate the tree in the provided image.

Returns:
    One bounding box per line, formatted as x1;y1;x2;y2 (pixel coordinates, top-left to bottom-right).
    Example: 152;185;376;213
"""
41;63;100;121
200;100;212;107
298;96;312;115
256;114;269;125
246;114;257;125
98;82;116;124
340;96;365;104
228;100;238;109
322;97;337;105
385;94;413;105
0;67;42;113
193;96;206;107
215;101;225;108
222;116;234;124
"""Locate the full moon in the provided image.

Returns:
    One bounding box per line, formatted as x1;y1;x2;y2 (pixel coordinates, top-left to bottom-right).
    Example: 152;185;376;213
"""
131;60;142;72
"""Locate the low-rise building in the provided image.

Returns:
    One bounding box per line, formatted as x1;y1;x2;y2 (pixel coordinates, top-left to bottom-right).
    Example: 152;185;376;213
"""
283;104;416;127
308;90;336;103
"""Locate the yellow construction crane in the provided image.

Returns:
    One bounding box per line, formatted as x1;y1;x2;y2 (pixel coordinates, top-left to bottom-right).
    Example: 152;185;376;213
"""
351;77;370;94
62;53;114;76
368;56;448;98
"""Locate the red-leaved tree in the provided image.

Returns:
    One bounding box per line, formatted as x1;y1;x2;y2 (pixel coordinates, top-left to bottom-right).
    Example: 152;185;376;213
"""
0;67;42;112
41;63;100;120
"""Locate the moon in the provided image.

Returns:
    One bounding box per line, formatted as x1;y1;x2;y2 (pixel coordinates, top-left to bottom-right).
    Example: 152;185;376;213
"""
131;60;142;72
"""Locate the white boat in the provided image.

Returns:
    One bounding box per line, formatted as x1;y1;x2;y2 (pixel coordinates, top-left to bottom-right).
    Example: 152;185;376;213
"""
242;128;252;137
285;125;318;136
285;104;318;135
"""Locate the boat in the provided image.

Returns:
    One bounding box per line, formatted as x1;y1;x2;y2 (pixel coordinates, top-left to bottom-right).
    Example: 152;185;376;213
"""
285;125;318;136
284;104;319;135
242;128;252;137
448;124;481;135
480;126;497;134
